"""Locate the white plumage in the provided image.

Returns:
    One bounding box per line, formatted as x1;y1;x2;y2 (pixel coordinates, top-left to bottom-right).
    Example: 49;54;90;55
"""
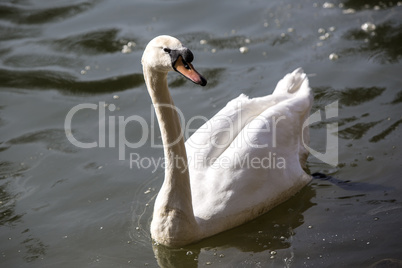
141;35;313;247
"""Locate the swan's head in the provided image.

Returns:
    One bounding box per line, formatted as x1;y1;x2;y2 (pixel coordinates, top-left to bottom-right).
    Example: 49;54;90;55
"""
142;35;207;86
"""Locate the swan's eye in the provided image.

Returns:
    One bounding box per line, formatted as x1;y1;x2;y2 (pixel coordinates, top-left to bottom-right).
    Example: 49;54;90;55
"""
163;48;171;53
183;62;190;70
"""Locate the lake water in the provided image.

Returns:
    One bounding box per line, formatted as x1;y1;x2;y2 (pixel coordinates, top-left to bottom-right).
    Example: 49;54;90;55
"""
1;0;401;267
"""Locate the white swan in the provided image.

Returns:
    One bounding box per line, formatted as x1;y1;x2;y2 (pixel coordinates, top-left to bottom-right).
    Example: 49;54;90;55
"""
141;35;313;247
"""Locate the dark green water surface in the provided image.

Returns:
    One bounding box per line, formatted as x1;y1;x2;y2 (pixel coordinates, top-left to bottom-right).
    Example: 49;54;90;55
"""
0;0;401;267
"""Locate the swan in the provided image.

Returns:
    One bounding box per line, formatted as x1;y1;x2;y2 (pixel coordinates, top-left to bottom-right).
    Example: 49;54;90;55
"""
141;35;313;247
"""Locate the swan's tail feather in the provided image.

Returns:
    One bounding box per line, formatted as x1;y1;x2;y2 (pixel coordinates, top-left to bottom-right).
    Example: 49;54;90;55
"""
270;68;313;172
273;68;309;96
287;68;306;93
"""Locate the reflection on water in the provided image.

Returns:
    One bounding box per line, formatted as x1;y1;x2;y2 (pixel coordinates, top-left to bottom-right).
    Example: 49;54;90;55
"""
0;176;23;226
342;0;401;10
0;165;48;262
21;236;48;263
311;86;401;143
369;118;402;143
7;129;76;153
0;2;93;24
153;186;316;268
338;120;382;140
390;90;402;104
344;21;402;63
313;86;386;108
0;68;144;94
50;28;125;55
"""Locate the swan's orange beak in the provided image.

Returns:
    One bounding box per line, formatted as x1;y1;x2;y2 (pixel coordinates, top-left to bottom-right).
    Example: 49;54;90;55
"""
173;56;207;86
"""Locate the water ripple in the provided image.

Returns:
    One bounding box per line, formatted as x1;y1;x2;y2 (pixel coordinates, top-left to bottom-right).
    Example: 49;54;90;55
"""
0;68;144;94
390;90;402;104
344;20;402;63
369;118;402;142
338;120;383;140
313;86;386;108
49;28;127;55
0;24;40;41
0;1;93;24
7;129;77;153
4;54;82;68
342;0;401;11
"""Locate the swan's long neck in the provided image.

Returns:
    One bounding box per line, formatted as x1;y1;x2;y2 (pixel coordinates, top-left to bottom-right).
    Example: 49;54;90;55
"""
143;66;198;246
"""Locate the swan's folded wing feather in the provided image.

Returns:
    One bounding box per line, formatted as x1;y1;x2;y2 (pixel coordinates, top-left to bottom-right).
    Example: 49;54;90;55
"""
192;89;312;223
185;93;275;164
188;69;313;233
186;68;311;171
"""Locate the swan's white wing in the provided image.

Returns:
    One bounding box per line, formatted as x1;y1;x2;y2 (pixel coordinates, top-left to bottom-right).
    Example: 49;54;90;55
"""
186;68;311;171
185;68;312;234
185;93;275;162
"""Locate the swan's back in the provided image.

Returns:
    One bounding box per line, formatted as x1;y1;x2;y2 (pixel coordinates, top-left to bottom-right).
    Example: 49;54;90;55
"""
185;68;312;237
